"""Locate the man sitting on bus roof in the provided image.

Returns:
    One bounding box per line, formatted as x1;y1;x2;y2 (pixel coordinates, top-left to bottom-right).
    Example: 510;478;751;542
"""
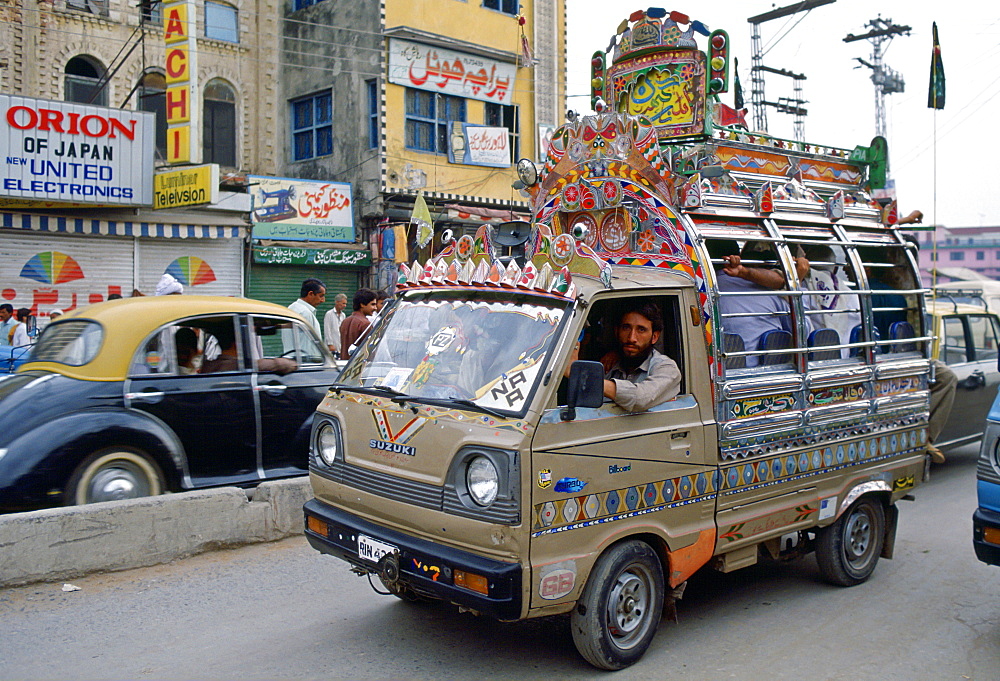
595;300;681;412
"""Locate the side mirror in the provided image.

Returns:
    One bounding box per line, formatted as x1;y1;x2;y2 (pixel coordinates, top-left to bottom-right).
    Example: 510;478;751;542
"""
561;360;605;421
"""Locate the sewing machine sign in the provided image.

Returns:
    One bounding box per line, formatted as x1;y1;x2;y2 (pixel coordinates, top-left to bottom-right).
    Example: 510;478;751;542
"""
249;175;354;243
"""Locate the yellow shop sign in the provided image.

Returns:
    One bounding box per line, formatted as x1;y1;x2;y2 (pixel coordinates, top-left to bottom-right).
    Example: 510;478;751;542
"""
154;164;218;209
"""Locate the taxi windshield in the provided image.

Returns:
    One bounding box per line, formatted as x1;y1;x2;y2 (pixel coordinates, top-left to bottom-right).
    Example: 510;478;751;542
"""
338;290;568;415
28;321;104;367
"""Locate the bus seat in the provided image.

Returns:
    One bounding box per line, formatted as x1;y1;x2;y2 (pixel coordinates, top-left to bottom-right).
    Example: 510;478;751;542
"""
723;333;746;369
889;320;917;353
849;324;880;356
759;329;793;365
808;328;840;361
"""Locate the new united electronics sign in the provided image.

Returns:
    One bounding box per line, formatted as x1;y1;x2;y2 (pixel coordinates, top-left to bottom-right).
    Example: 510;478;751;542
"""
0;95;155;206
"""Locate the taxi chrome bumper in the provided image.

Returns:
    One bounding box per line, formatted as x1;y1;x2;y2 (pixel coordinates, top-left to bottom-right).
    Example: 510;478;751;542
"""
303;498;522;620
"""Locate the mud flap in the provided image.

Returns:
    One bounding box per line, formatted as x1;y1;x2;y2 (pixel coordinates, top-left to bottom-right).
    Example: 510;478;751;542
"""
881;503;899;559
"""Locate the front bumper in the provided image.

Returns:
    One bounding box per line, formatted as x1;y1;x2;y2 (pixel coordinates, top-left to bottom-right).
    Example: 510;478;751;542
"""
303;498;522;620
972;507;1000;566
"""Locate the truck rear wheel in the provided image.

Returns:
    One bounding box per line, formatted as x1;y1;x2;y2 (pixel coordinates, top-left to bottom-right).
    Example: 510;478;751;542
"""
815;496;885;586
570;540;664;670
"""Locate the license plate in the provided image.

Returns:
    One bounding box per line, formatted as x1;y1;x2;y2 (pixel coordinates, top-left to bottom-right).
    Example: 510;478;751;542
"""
358;534;397;564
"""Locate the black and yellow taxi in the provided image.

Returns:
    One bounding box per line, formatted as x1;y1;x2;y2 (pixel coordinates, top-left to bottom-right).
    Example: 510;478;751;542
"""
0;296;338;510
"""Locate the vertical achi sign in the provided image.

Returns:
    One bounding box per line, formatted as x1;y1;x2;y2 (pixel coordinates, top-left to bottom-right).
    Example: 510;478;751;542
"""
164;0;198;164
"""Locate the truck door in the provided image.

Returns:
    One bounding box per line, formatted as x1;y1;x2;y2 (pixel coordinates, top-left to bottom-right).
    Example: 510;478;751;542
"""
527;292;716;610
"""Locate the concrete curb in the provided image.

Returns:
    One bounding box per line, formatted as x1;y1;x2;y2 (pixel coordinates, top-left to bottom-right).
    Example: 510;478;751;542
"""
0;477;311;588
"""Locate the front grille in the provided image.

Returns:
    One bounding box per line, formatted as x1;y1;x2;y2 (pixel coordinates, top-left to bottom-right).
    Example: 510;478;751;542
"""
313;460;520;525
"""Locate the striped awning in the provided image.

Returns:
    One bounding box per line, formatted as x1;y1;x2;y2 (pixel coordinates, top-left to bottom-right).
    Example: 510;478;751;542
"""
0;211;245;239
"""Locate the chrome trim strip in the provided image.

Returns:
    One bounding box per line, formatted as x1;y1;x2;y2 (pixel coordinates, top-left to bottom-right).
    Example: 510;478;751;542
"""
874;393;929;413
723;376;804;399
805;366;873;388
804;402;872;425
722;412;803;439
875;361;930;380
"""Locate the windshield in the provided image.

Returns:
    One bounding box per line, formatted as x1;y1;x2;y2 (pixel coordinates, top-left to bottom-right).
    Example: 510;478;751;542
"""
28;321;103;366
338;290;569;414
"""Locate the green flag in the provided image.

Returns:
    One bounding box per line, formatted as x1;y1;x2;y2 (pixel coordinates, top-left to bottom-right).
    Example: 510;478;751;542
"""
928;22;945;109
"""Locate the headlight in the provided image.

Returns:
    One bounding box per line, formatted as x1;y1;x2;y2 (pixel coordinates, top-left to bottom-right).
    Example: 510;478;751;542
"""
316;423;339;466
466;456;499;506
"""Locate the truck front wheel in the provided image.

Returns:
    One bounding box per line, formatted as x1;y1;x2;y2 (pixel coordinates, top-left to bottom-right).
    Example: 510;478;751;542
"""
815;496;885;586
571;539;664;670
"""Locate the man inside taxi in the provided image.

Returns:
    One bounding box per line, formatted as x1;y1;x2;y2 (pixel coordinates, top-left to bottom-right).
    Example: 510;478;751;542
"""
571;300;681;412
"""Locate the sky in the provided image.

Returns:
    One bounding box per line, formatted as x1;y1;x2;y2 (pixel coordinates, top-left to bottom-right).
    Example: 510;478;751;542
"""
565;1;1000;229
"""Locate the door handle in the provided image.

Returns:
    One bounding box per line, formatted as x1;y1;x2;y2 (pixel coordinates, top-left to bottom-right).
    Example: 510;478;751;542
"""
258;383;287;394
126;391;165;403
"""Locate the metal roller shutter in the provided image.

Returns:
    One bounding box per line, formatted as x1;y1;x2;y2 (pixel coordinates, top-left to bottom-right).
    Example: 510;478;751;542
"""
135;237;245;297
245;264;361;325
0;231;134;324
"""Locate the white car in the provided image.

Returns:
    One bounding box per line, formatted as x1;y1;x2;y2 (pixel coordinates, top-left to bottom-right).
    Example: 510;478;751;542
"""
928;300;1000;449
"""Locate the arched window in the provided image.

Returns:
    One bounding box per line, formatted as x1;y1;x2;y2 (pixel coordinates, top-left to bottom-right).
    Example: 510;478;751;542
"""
203;79;237;167
65;56;107;106
137;71;167;161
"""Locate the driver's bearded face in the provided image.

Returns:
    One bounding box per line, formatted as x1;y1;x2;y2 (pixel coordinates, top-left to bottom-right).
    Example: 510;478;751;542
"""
616;311;659;359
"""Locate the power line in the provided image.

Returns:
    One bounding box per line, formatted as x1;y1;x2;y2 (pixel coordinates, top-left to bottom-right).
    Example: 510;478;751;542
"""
0;17;572;100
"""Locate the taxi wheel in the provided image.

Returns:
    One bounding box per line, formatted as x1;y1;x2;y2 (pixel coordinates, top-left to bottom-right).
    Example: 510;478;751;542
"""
66;448;165;506
815;496;885;586
571;540;664;670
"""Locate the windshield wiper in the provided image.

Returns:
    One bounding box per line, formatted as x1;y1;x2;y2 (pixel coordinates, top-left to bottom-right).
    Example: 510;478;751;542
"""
401;395;510;418
329;383;409;399
330;384;510;418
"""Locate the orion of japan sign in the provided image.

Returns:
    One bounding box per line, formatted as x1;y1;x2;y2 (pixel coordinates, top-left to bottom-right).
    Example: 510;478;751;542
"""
388;38;515;105
0;95;155;206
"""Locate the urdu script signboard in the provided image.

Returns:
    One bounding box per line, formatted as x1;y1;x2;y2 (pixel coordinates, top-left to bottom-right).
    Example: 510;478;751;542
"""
388;38;516;105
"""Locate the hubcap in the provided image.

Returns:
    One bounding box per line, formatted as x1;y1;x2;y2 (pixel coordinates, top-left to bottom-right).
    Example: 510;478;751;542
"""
606;567;652;648
845;510;873;563
87;464;151;503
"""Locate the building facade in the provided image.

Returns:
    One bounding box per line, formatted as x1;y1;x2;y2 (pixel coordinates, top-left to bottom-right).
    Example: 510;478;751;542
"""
910;226;1000;284
0;0;567;336
0;0;279;326
273;0;567;296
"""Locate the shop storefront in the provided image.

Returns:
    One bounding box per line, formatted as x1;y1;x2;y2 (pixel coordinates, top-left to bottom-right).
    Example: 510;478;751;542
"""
246;244;369;311
247;175;369;327
0;211;246;326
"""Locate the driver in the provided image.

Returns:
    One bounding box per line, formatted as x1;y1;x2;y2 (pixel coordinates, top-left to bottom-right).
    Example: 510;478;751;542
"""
584;300;682;412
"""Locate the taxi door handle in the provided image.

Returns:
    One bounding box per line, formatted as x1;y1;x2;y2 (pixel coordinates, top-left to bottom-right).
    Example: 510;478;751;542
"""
257;383;287;394
126;390;165;403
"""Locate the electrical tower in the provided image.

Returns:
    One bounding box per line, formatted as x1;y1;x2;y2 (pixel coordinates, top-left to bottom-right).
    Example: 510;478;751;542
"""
844;17;911;139
748;0;836;139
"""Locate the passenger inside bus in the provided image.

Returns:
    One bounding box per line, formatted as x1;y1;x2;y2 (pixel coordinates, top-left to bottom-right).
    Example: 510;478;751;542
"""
711;240;803;367
797;243;862;358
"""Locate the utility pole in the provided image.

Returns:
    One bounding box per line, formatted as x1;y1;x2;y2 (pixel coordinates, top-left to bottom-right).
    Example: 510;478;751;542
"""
844;17;911;139
748;0;836;137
